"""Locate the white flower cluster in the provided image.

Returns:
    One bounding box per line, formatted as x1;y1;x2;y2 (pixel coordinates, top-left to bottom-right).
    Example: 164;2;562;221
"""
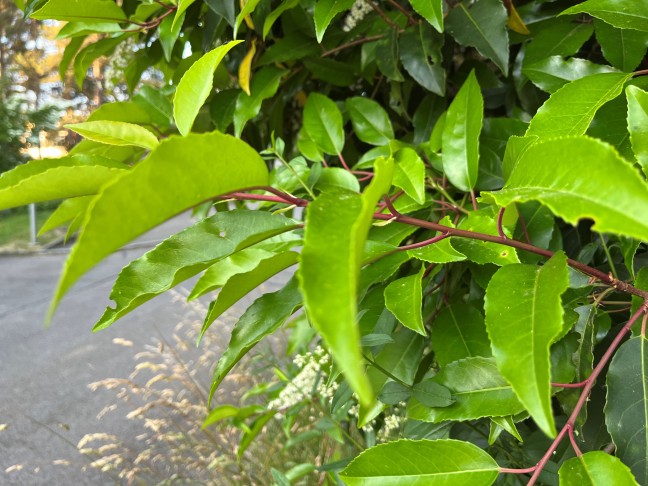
269;346;337;414
342;0;374;32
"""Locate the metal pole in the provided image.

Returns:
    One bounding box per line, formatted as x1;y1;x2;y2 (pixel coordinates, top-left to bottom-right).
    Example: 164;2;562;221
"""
29;203;37;245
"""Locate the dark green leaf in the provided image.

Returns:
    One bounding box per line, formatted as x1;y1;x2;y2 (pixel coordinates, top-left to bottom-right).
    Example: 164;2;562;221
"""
446;0;509;75
605;336;648;484
234;66;286;137
378;381;412;405
431;304;491;367
303;93;345;156
561;0;648;32
595;19;648;71
523;56;618;94
412;380;454;408
346;97;394;146
399;23;445;96
523;18;593;66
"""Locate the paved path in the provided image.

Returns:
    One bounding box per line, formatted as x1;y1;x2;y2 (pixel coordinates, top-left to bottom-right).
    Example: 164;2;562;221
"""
0;215;236;484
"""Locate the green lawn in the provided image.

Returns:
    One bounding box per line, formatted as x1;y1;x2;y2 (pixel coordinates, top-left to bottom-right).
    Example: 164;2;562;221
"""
0;207;60;248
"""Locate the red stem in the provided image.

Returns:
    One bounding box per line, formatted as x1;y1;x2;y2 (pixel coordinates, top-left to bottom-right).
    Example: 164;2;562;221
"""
397;233;449;251
497;207;507;239
567;425;583;457
527;303;648;485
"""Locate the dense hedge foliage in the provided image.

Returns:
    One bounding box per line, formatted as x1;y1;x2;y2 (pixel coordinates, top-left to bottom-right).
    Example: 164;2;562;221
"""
6;0;648;483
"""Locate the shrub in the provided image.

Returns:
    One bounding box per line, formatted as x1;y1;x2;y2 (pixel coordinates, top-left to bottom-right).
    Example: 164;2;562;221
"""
6;0;648;483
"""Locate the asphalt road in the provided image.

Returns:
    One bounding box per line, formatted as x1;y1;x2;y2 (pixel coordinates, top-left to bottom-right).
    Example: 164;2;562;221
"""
0;214;250;485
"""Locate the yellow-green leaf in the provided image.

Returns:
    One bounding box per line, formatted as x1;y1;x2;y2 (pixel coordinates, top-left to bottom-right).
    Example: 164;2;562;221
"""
66;121;159;150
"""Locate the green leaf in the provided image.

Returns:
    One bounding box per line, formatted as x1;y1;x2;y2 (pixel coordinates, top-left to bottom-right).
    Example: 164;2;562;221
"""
189;248;275;300
408;237;466;264
200;251;300;339
39;196;93;236
66;121;159;150
303;93;345;156
559;451;640;485
523;56;618;94
59;35;84;80
340;439;499;485
361;334;395;347
234;66;286;137
605;336;648;484
376;31;404;82
393;148;425;204
299;157;394;408
561;0;648;32
173;41;242;136
442;70;483;192
159;11;185;62
209;278;302;404
346;97;394;146
378;381;412;405
482;137;648;243
202;404;265;428
313;0;355;43
205;0;235;27
315;167;360;193
452;211;519;266
484;252;569;437
238;411;276;460
409;0;443;33
446;0;509;76
627;85;648;177
408;357;525;422
412;380;454;408
31;0;126;22
263;0;300;39
73;35;125;88
94;212;297;331
526;73;632;138
595;20;648;71
53;132;268;317
173;0;197;30
385;267;425;336
431;304;491;368
523;18;594;66
0;155;126;211
87;101;152;125
232;0;262;38
399;24;445;96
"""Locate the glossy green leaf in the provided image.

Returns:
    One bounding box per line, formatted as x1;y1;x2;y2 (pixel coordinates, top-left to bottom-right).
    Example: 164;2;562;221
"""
233;0;262;38
73;35;125;88
346;97;394;146
87;101;152;125
485;252;569;437
559;451;640;485
408;357;525;422
627;85;648;176
189;248;275;300
205;0;235;27
94;212;296;331
393;148;425;205
173;41;242;136
66;121;159;150
399;24;445;96
446;0;509;76
200;251;299;339
385;267;425;336
482;137;648;243
53;132;268;316
59;35;84;80
234;66;286;137
605;336;648;484
409;0;443;33
340;439;499;485
561;0;648;32
159;11;185;62
202;404;264;428
523;18;594;66
315;167;360;193
412;380;453;408
303;93;345;156
263;0;299;39
526;73;632;138
39;196;93;236
595;20;648;71
0;155;126;211
209;278;302;403
313;0;355;42
523;56;618;94
300;158;394;407
375;31;404;82
442;70;483;192
31;0;126;22
502;135;537;180
452;211;519;266
431;304;491;367
408;237;466;264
